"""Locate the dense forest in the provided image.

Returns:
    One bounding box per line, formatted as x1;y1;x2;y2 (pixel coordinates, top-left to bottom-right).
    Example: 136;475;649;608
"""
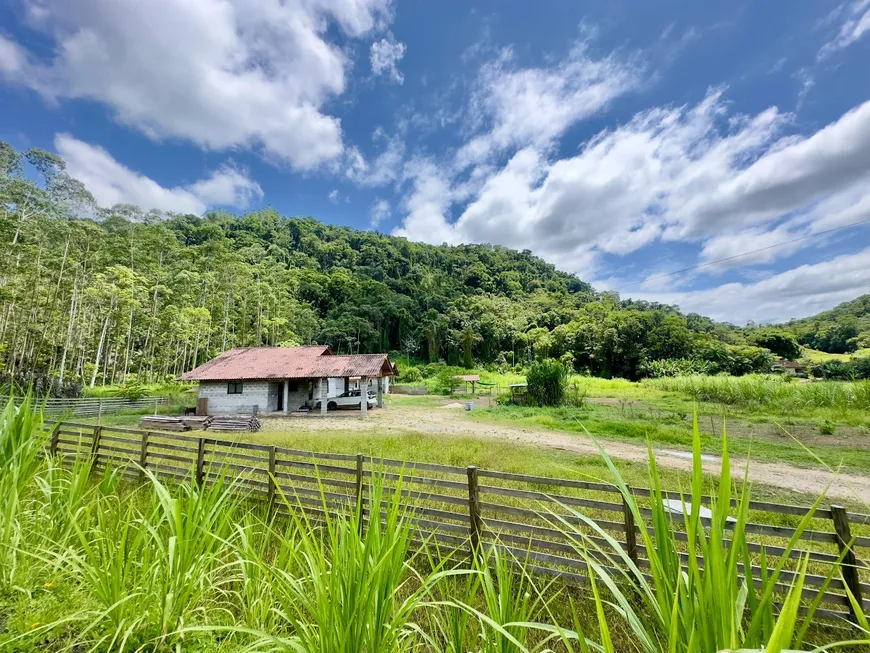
777;295;870;354
1;141;868;395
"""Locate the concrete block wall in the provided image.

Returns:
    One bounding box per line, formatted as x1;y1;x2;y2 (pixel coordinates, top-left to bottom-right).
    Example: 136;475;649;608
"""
198;380;270;415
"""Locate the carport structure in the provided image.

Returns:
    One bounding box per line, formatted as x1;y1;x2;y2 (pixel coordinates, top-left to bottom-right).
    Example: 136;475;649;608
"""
180;346;397;417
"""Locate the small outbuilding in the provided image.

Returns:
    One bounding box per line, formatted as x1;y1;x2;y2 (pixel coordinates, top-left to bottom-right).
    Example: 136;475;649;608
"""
180;346;396;417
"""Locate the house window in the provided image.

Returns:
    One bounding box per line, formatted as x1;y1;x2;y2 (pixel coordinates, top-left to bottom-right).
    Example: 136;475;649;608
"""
287;382;298;392
227;382;243;395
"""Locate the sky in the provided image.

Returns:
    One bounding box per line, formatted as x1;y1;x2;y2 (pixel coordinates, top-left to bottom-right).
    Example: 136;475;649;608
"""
1;0;870;325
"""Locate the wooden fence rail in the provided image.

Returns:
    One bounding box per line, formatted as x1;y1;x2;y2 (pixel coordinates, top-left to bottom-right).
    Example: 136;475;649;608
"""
43;419;870;625
25;396;172;417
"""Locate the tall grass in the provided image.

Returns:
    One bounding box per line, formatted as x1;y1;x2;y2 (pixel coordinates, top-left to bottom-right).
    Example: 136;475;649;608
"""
647;373;870;412
545;418;856;653
1;395;868;652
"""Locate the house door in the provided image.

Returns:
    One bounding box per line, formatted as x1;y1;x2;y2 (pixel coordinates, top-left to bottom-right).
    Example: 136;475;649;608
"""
277;384;284;412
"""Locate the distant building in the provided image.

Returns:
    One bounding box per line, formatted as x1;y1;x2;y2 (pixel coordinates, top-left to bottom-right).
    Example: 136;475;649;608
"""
180;346;396;416
775;359;807;376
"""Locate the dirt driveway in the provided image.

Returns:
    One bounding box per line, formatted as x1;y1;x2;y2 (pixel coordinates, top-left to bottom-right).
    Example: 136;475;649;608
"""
263;401;870;504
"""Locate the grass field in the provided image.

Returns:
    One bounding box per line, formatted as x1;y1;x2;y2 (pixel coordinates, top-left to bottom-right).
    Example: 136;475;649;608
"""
4;395;870;652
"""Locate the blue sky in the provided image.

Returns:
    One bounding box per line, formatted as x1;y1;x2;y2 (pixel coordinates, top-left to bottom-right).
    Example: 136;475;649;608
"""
2;0;870;324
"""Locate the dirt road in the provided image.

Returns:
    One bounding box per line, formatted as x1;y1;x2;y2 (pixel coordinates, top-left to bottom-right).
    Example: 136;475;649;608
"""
263;402;870;504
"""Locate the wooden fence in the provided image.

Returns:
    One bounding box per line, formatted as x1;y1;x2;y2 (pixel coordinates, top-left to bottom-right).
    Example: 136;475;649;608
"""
30;396;172;417
44;420;870;624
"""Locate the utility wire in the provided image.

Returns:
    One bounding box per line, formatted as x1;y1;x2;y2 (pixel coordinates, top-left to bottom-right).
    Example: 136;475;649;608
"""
615;216;870;292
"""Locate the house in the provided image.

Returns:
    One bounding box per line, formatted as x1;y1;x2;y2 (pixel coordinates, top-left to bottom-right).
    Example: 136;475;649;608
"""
180;346;396;416
775;359;807;376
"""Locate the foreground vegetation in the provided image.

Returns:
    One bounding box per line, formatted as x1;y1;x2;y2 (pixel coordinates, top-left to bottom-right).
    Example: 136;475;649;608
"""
3;398;870;651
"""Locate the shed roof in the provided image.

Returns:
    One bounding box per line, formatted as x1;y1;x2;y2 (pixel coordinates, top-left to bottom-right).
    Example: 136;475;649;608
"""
180;346;395;381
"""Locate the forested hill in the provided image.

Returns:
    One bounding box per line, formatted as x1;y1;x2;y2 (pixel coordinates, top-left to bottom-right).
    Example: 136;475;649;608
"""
0;140;861;394
777;295;870;354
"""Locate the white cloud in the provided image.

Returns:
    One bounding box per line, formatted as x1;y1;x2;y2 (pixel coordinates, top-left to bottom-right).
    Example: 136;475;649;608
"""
456;43;642;168
632;248;870;324
345;128;405;186
55;133;262;214
395;89;870;286
370;37;406;84
370;198;390;226
0;0;394;169
819;0;870;58
328;189;340;204
393;159;456;245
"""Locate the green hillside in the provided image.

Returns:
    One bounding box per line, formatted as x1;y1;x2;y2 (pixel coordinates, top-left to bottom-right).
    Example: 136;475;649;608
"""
1;140;867;393
778;294;870;354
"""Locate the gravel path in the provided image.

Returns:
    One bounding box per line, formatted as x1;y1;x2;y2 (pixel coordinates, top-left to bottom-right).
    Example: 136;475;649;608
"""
262;403;870;504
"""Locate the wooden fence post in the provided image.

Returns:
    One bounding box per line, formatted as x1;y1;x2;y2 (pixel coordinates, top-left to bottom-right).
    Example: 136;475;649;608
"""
355;453;365;537
139;430;150;478
466;466;483;559
832;505;864;623
49;422;61;457
267;446;277;509
88;425;103;477
622;487;639;567
195;437;206;487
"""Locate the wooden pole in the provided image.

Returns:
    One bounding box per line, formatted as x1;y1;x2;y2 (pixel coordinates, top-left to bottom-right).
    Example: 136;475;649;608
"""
832;505;864;623
622;487;639;566
139;430;150;478
195;437;206;487
267;445;277;509
49;422;61;457
466;466;482;559
356;453;365;537
88;425;103;477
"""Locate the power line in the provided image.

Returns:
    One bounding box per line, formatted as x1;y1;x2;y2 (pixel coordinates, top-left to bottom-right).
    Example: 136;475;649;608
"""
615;216;870;293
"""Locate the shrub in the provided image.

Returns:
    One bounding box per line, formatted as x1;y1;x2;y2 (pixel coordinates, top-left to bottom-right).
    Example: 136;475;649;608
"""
564;380;587;408
434;368;463;394
648;358;712;378
526;358;568;406
399;367;423;383
819;420;836;435
421;362;445;379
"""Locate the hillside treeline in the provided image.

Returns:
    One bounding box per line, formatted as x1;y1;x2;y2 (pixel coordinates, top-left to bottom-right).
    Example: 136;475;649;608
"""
0;140;860;394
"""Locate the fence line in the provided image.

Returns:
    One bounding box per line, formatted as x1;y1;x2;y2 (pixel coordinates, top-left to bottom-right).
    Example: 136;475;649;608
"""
44;419;870;624
26;396;172;417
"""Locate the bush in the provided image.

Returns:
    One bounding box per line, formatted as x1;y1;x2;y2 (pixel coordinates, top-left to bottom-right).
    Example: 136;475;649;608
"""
434;368;463;394
819;420;836;435
421;362;445;379
564;381;587;408
527;358;568;406
648;358;712;378
399;367;423;383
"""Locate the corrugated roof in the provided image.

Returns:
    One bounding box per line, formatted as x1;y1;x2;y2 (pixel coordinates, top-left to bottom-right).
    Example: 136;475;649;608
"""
304;354;395;378
180;346;395;381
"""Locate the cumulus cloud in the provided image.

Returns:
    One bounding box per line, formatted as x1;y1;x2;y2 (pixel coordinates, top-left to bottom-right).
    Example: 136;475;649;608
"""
55;133;262;214
456;43;642;167
0;0;394;169
634;248;870;324
345;128;405;186
327;189;340;204
370;198;391;226
370;37;406;84
395;89;870;286
819;0;870;58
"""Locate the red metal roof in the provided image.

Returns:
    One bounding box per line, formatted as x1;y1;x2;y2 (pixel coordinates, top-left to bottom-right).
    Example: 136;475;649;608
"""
180;346;395;381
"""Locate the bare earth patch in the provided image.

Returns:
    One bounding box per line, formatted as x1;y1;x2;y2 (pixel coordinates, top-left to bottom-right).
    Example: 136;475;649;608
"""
261;402;870;504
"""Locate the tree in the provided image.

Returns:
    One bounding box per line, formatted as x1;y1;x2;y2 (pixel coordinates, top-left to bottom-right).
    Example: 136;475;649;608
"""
748;329;801;360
